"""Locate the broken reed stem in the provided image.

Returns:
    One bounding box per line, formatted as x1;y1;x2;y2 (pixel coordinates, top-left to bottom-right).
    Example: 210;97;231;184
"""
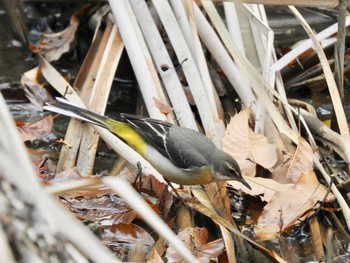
289;6;349;136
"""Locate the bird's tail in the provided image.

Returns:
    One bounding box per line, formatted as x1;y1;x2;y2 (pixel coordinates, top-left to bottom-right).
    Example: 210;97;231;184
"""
44;98;112;130
45;98;147;154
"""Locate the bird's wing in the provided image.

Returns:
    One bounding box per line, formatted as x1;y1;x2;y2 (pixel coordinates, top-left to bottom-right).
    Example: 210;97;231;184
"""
121;114;210;169
165;126;212;169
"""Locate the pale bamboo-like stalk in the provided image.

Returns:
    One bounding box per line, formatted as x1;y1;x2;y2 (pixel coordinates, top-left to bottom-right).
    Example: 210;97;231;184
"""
270;17;350;73
0;222;16;263
77;24;124;177
224;2;245;53
194;5;256;110
243;4;273;76
168;0;194;54
130;0;197;130
182;0;223;129
108;0;166;121
247;4;298;134
245;4;268;70
200;1;297;143
241;4;274;133
40;57;84;106
234;4;261;67
171;0;225;128
150;0;221;145
45;178;102;196
289;6;349;137
275;74;299;132
87;25;122;111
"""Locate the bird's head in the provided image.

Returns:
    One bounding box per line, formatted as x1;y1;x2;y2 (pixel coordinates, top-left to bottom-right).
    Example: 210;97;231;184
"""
212;150;251;190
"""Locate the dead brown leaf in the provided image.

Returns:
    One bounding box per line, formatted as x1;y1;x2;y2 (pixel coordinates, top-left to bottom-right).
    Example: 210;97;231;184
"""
153;97;173;114
285;136;314;183
49;167;82;184
60;195;137;225
30;6;90;61
166;227;224;263
272;136;314;184
255;171;329;240
21;67;53;109
17;114;53;142
228;177;287;202
230;137;329;240
118;167;173;215
101;223;154;256
147;249;164;263
223;107;277;177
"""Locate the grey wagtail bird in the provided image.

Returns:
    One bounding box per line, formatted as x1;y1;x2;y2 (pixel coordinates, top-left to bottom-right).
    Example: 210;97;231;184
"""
44;98;251;189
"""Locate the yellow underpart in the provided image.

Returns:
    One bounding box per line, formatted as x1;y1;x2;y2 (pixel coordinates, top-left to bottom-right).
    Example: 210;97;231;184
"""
105;119;147;156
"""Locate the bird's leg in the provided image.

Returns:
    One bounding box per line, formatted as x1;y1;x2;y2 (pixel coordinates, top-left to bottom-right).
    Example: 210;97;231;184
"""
164;178;181;199
163;178;191;209
132;162;143;195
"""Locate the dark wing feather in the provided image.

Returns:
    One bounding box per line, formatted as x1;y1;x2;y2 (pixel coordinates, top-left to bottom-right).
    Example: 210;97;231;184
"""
121;114;215;169
120;113;171;158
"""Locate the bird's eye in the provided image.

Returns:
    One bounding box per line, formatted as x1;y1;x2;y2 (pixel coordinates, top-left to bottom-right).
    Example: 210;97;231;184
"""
228;169;235;176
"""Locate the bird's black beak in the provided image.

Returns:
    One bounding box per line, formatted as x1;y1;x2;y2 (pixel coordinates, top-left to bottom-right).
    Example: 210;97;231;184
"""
239;177;252;190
